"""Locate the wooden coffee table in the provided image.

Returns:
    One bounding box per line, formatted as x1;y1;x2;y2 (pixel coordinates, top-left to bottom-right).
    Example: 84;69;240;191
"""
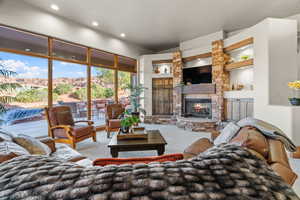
108;130;167;158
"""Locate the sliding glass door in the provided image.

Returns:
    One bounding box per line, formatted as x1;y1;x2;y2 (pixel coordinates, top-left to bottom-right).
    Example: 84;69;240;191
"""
91;67;115;126
0;52;49;137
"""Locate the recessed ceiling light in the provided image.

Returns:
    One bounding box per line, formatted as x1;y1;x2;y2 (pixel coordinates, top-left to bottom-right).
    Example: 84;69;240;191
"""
120;33;126;38
92;21;99;26
25;48;31;52
51;4;59;11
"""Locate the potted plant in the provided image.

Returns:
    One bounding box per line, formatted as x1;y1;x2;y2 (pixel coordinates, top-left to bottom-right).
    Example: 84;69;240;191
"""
240;55;250;61
0;60;21;125
288;80;300;106
126;84;147;117
120;111;141;133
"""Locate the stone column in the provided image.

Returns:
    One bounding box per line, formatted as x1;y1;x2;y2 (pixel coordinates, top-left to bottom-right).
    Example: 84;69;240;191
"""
172;51;183;117
211;40;230;122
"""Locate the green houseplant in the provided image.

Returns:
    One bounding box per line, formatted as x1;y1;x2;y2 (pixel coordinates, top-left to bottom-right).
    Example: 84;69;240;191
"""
120;111;140;133
0;61;21;114
126;84;147;116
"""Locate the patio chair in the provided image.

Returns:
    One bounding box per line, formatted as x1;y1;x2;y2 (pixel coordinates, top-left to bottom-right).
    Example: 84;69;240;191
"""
94;99;107;119
105;104;124;138
45;106;96;149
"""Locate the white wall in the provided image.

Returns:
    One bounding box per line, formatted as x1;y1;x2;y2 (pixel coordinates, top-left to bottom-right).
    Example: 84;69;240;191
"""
139;53;173;116
268;18;298;105
157;47;180;54
0;0;151;58
180;31;225;51
225;18;300;144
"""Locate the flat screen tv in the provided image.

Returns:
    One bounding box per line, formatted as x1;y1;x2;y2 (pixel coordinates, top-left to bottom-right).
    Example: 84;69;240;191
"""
183;65;212;84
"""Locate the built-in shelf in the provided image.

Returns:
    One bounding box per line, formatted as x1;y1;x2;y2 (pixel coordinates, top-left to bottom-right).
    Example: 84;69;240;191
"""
224;90;254;99
225;59;253;71
224;37;254;52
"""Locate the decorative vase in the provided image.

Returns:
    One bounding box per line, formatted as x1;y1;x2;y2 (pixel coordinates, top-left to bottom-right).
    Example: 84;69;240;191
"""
120;126;129;133
131;112;140;118
289;89;300;106
289;98;300;106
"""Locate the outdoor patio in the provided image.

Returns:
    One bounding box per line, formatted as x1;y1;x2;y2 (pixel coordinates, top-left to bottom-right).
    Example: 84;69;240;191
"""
2;117;106;138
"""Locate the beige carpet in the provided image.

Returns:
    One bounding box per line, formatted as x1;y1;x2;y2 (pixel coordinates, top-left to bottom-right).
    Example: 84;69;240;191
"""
75;124;300;196
76;124;210;160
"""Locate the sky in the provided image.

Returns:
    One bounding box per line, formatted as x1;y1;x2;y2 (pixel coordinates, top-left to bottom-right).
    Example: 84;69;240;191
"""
0;51;99;79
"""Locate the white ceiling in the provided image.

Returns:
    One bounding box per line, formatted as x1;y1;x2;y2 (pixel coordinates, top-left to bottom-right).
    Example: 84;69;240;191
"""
24;0;300;51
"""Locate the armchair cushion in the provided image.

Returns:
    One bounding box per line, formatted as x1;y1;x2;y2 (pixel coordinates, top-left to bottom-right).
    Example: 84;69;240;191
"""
56;110;74;126
72;125;94;138
108;119;121;128
112;109;123;119
93;153;183;166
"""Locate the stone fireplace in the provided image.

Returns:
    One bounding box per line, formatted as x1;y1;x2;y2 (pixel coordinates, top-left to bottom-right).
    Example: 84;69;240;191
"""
184;98;212;119
172;40;229;123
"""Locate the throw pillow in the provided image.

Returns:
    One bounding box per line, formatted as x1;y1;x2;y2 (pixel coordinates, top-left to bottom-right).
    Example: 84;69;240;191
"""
0;140;30;163
214;122;240;146
56;111;74;126
0;129;14;141
230;126;269;158
13;135;51;155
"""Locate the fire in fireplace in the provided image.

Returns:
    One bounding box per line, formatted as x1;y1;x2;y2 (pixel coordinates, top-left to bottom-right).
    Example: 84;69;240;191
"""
184;98;212;118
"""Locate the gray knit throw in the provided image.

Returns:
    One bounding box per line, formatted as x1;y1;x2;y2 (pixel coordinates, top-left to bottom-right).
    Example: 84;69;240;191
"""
0;144;298;200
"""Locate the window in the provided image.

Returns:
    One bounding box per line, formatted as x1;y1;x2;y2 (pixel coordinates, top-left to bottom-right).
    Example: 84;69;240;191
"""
91;67;115;126
0;25;138;133
118;71;131;107
53;61;88;120
118;56;136;72
91;50;115;67
0;25;48;56
0;52;48;137
53;40;87;62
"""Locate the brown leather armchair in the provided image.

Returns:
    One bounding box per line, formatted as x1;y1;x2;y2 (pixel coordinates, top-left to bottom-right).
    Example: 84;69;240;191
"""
45;106;96;149
183;127;298;186
105;104;124;138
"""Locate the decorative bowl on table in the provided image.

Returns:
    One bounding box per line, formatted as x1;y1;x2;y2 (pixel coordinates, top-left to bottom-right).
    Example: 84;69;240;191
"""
289;98;300;106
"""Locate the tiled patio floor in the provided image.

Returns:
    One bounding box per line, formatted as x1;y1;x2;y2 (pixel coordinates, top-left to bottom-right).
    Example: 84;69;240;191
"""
1;118;105;137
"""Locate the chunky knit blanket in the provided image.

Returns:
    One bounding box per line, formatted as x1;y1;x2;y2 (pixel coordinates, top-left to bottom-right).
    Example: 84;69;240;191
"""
0;144;298;200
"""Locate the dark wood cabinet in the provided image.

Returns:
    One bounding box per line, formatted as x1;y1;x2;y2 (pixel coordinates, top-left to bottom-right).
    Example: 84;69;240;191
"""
152;78;173;115
225;98;253;121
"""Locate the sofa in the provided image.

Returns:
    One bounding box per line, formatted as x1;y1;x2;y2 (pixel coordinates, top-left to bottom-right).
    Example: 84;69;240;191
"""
183;126;298;186
0;130;92;167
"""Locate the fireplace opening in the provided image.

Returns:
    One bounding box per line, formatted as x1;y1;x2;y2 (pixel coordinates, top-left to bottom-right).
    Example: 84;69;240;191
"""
184;98;212;118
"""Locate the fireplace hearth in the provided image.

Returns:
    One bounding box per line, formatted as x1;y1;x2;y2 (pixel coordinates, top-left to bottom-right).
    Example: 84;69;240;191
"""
184;98;212;119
